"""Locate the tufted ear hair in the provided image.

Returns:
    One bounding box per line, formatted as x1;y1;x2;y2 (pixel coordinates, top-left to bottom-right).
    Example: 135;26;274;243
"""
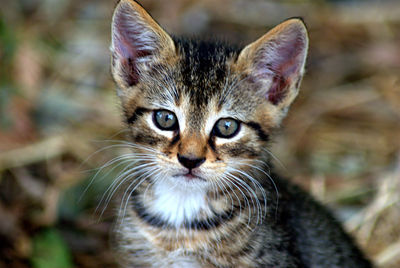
111;0;175;91
235;18;308;110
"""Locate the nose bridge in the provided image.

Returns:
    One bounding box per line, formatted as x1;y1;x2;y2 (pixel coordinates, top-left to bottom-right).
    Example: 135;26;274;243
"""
179;131;206;158
177;95;209;159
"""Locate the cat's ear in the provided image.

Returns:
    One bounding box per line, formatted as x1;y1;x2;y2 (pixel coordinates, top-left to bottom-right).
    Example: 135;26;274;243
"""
235;18;308;110
111;0;175;90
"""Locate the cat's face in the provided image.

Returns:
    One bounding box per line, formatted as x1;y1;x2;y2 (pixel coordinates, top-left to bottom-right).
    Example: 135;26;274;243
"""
111;0;308;193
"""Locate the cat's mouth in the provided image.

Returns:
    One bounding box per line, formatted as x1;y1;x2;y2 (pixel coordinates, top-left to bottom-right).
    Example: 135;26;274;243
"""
173;171;205;181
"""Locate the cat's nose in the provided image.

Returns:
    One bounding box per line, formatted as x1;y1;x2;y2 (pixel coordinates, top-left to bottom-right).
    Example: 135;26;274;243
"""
177;154;205;170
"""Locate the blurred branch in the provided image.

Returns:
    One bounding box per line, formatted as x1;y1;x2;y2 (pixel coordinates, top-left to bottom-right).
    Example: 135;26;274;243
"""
0;135;65;172
375;241;400;267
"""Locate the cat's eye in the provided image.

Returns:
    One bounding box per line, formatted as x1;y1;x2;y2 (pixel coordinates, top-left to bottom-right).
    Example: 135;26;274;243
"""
213;118;240;139
153;110;178;131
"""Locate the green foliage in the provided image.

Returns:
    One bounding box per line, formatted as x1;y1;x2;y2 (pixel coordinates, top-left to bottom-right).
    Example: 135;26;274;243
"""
0;17;17;66
0;17;18;128
31;229;74;268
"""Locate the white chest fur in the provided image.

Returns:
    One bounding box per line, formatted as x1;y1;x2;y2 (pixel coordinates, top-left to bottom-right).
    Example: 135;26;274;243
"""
147;177;210;227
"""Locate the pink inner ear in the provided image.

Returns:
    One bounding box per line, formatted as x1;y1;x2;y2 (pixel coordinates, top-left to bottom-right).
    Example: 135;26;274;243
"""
268;75;289;105
256;31;306;105
112;6;155;86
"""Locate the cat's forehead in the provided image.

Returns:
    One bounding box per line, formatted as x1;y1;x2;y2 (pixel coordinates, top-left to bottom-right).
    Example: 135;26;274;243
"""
175;38;239;106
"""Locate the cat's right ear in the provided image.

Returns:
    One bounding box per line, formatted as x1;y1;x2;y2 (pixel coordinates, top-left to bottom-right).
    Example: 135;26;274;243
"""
234;19;308;114
111;0;175;91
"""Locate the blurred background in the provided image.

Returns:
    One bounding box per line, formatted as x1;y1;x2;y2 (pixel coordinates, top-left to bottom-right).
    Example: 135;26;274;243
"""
1;0;400;267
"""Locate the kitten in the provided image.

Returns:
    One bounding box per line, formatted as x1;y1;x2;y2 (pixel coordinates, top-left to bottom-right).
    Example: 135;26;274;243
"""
109;0;372;267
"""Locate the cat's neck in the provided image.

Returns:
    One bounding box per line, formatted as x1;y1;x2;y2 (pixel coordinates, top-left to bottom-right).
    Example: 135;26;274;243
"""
129;176;246;230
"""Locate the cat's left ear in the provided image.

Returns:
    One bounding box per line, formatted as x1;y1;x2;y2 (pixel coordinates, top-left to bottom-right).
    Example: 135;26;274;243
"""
235;18;308;110
110;0;175;92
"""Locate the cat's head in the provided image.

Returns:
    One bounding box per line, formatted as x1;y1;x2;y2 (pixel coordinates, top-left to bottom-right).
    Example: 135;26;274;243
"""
110;0;308;191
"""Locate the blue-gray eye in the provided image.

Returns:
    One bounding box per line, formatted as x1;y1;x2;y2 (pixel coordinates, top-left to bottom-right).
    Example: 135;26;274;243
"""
153;110;178;131
213;118;240;138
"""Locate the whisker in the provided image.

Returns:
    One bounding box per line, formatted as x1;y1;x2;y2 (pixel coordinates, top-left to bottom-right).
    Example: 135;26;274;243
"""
228;166;267;220
223;173;253;225
100;161;157;209
234;159;280;218
83;153;156;203
119;166;160;223
226;170;263;225
216;176;236;217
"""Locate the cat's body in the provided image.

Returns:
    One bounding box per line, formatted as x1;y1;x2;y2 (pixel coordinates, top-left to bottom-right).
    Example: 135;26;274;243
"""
109;1;372;267
114;172;370;267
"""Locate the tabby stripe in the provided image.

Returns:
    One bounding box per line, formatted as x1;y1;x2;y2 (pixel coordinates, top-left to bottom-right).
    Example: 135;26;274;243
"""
245;121;269;142
208;136;217;152
126;107;149;124
170;132;180;146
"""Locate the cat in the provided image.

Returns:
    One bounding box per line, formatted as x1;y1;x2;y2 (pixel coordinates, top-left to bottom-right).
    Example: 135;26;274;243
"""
109;0;372;267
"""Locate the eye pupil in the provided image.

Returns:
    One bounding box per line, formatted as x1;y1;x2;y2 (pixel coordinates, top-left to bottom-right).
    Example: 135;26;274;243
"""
166;114;173;122
224;121;231;130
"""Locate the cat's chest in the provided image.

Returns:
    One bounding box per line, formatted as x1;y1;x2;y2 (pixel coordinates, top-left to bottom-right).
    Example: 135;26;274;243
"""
146;178;211;227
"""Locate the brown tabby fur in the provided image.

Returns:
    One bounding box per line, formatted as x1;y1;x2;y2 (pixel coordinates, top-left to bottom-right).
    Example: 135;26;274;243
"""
109;0;372;267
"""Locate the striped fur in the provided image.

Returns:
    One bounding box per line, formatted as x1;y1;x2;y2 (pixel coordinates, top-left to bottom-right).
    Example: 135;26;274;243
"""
110;1;372;267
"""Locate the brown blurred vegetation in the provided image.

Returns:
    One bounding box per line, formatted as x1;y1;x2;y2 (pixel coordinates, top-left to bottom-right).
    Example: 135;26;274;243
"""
1;0;400;267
